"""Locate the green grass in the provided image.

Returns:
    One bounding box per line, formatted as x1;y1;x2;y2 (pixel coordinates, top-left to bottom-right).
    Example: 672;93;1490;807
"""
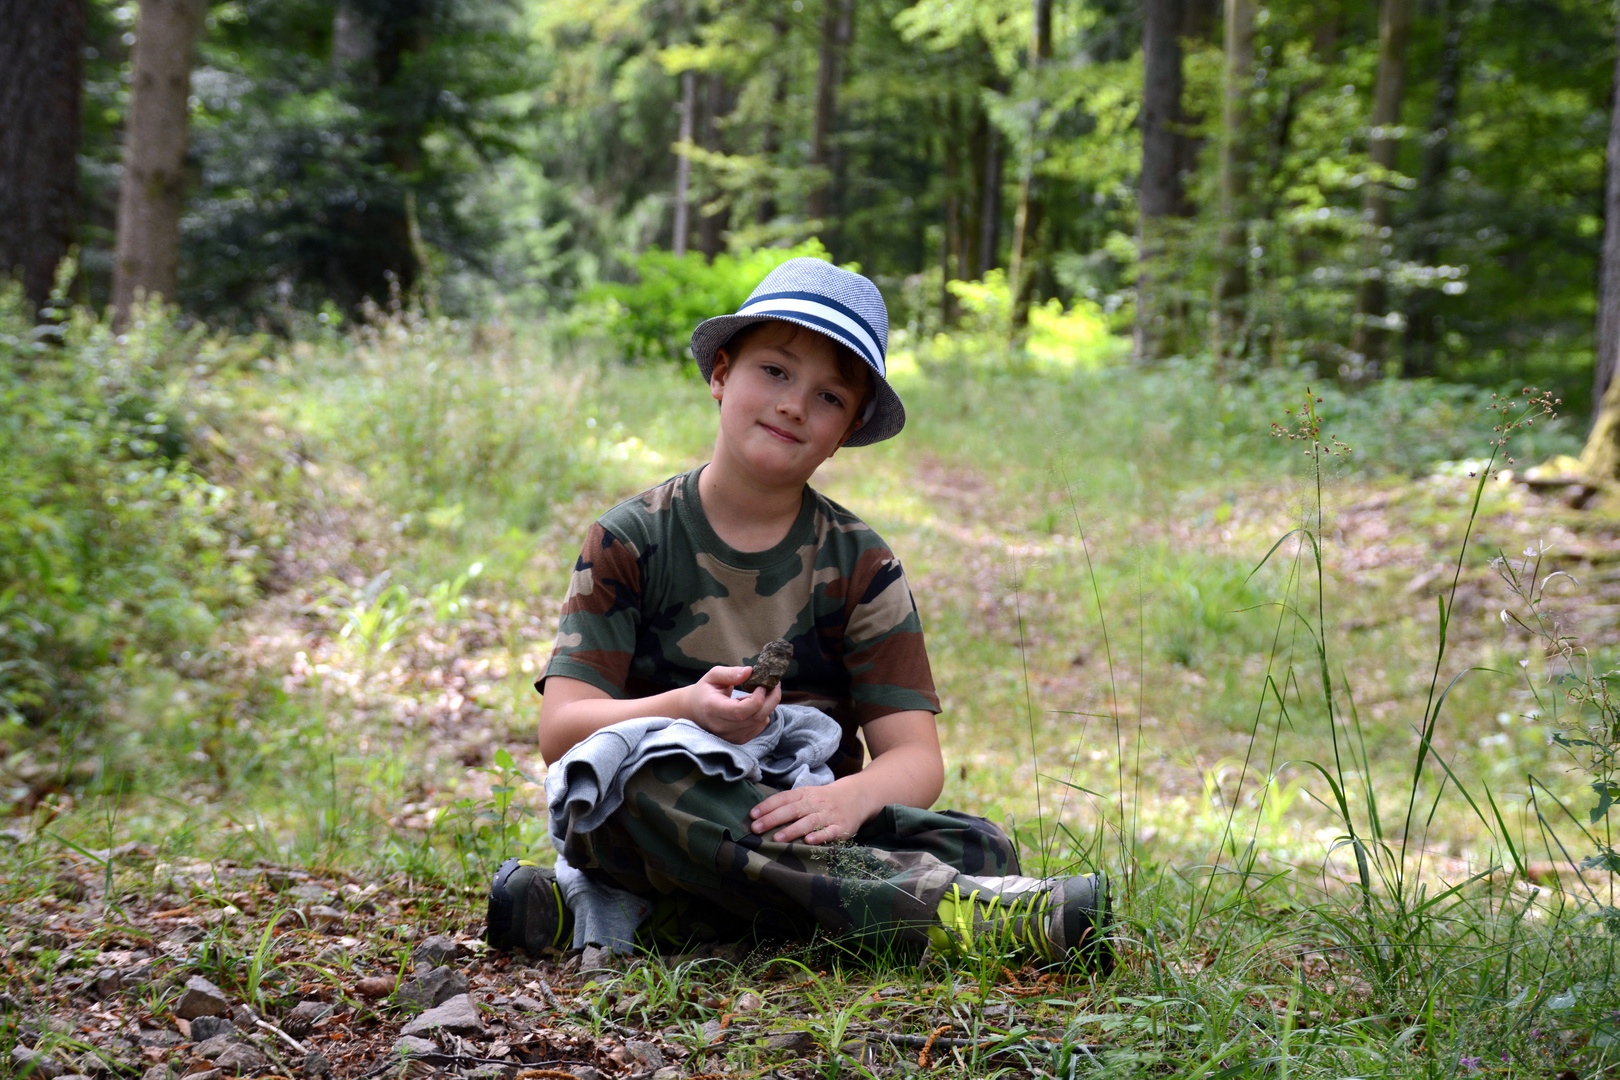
5;308;1620;1077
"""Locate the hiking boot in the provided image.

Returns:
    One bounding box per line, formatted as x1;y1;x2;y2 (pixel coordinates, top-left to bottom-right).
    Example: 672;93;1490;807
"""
931;872;1114;973
486;858;573;954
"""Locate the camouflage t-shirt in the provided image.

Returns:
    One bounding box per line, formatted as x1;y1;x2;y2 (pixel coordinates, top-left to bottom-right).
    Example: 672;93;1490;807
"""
541;466;939;777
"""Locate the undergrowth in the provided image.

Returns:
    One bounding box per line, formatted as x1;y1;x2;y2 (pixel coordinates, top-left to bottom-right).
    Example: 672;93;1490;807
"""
3;301;1618;1077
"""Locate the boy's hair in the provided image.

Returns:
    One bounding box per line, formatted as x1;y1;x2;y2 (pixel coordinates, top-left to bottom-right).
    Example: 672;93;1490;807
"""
720;320;874;415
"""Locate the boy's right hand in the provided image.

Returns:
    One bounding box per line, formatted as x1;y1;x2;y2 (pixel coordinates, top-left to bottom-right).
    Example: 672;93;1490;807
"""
683;665;781;744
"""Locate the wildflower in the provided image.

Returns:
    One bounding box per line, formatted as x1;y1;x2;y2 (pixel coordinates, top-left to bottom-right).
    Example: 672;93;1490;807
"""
1459;1056;1483;1074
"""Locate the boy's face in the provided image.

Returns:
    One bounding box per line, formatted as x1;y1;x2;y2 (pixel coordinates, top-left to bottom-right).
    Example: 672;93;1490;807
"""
709;323;867;488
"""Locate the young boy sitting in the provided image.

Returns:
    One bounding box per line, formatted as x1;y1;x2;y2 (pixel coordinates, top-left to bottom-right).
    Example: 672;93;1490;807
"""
486;257;1111;966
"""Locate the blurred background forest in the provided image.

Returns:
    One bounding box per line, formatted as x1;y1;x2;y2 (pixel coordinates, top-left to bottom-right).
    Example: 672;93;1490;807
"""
14;4;1620;1069
7;0;1620;401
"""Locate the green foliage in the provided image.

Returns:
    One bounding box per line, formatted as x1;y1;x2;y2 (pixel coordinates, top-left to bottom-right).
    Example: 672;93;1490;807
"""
0;296;267;725
573;240;836;364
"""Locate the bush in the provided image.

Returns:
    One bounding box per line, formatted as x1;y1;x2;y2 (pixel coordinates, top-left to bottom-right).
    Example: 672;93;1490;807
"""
0;296;267;725
572;240;835;364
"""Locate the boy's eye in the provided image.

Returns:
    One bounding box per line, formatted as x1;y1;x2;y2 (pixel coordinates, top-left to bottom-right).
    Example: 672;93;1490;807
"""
762;364;787;379
819;392;845;408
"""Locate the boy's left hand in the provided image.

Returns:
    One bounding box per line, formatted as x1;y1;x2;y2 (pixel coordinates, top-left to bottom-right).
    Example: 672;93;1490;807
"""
749;781;869;846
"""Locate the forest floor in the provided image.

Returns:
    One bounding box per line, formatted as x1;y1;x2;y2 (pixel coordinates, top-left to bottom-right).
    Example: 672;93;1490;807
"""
8;339;1620;1079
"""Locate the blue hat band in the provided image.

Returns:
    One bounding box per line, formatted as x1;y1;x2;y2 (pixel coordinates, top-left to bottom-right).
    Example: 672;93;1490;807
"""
735;294;885;374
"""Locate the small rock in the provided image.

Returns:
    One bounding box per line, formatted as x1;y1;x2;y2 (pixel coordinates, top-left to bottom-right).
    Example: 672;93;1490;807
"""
355;975;396;999
167;923;206;945
699;1019;722;1042
463;1067;514;1080
194;1035;237;1060
140;1066;171;1080
738;638;792;692
307;906;345;932
174;976;231;1020
510;994;546;1012
733;990;764;1013
765;1031;816;1054
623;1042;664;1070
651;1070;682;1080
578;945;619;974
55;1074;92;1080
92;969;122;998
231;1005;257;1029
300;1051;331;1078
53;872;89;902
394;967;467;1011
280;1001;333;1038
188;1017;234;1042
566;1068;601;1080
411;935;463;966
212;1044;266;1075
187;1070;223;1080
11;1048;65;1080
399;994;484;1037
392;1036;436;1056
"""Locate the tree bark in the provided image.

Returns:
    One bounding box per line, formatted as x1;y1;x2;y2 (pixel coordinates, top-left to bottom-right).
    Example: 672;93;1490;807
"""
942;97;962;324
978;122;1002;279
809;0;855;227
1007;0;1051;325
111;0;204;323
1213;0;1254;358
1581;358;1620;480
1348;0;1413;376
0;0;85;311
1402;0;1465;378
697;72;731;261
757;11;788;226
673;68;695;257
1593;9;1620;413
321;1;427;308
1136;0;1188;360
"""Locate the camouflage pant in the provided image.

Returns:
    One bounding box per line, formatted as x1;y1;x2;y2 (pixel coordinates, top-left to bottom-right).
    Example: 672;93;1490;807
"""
560;758;1020;951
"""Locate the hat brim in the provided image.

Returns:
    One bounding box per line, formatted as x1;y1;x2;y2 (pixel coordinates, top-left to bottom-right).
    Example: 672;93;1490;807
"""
689;312;905;447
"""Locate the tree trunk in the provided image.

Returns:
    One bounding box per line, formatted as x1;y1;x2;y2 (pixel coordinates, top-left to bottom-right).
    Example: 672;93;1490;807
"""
757;12;788;226
1136;0;1188;360
698;72;731;261
1348;0;1413;376
1007;0;1052;326
942;98;962;324
1593;10;1620;413
0;0;85;312
321;1;427;309
111;0;203;323
673;69;695;257
1581;360;1620;480
1213;0;1254;358
978;122;1002;279
1401;0;1465;378
809;0;855;228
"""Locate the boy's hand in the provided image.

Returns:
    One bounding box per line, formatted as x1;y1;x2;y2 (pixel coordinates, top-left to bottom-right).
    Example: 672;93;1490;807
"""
749;780;870;846
683;665;781;744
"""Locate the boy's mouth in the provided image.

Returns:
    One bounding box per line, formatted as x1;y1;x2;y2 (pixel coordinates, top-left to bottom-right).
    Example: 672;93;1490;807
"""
759;422;802;443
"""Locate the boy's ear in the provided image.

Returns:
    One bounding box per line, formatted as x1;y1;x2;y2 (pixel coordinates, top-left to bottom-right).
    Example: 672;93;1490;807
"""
834;414;865;451
709;352;730;402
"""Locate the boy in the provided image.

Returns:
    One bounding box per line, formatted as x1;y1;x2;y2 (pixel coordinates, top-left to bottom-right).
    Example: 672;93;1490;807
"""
487;258;1111;965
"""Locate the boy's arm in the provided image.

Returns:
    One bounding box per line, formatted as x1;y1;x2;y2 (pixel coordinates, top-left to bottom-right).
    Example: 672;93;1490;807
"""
538;671;783;764
747;709;944;846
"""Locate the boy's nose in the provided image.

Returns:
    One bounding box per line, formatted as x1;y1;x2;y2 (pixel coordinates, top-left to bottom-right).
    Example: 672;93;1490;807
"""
777;390;808;420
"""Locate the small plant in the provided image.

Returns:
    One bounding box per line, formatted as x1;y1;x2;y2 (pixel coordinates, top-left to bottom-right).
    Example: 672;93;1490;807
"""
1495;539;1620;911
336;574;414;657
450;747;545;876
